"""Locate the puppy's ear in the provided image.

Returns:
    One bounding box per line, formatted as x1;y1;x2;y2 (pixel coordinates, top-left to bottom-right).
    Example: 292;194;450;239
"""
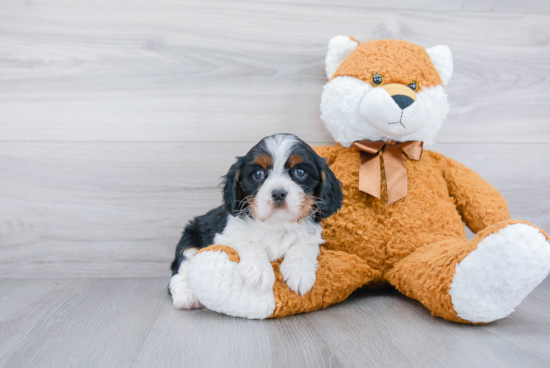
315;156;343;221
222;157;245;215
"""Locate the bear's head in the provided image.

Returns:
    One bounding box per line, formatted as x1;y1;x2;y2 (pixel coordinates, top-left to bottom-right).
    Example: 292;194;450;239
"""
320;38;453;146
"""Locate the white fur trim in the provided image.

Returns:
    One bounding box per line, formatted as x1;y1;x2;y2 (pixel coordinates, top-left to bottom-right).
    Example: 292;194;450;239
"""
426;45;453;85
189;250;276;319
325;36;359;79
450;224;550;323
320;76;449;146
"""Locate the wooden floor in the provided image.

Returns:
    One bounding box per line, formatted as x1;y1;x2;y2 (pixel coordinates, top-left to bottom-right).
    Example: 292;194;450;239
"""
1;278;550;368
1;0;550;367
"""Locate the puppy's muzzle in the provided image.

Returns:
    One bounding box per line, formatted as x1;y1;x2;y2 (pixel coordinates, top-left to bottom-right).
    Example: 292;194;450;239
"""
271;188;287;207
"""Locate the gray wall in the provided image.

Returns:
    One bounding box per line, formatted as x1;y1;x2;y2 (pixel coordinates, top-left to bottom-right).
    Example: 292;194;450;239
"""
1;0;549;278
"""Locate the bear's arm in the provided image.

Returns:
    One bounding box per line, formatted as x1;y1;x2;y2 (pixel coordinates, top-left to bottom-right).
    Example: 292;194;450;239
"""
440;154;511;233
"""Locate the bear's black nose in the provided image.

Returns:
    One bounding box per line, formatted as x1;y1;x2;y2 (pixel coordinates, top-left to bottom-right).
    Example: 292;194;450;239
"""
271;188;287;203
392;95;414;110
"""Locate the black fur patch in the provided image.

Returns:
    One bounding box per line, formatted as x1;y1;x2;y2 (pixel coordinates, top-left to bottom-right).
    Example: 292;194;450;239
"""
170;206;228;275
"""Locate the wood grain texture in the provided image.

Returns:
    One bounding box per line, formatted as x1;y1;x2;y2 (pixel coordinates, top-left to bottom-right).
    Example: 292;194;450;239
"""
251;0;550;14
0;142;548;278
0;279;167;368
1;0;550;143
1;277;549;368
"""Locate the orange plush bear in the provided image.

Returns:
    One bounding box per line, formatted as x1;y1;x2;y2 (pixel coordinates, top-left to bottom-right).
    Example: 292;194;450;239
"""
188;38;550;323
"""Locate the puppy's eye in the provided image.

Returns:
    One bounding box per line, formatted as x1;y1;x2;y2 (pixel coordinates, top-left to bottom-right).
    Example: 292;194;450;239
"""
408;81;418;92
371;73;383;86
293;168;308;179
252;169;266;181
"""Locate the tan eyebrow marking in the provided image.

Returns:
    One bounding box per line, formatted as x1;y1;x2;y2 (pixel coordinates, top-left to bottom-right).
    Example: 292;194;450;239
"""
288;154;304;168
254;153;274;170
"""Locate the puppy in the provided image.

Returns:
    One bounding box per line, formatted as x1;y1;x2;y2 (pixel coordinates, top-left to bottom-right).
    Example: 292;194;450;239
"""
169;133;343;309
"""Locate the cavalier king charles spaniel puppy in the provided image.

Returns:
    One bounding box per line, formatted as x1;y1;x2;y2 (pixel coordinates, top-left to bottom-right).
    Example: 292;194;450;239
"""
169;133;343;309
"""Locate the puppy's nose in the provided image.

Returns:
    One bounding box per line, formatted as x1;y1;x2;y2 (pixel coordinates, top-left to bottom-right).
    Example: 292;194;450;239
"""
392;95;414;110
271;188;287;202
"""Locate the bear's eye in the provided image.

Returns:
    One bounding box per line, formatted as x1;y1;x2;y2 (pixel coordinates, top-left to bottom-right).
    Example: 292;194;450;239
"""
371;73;383;86
408;81;418;92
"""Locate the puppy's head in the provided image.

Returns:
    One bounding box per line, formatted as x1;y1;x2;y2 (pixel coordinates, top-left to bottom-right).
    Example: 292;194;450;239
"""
223;134;342;223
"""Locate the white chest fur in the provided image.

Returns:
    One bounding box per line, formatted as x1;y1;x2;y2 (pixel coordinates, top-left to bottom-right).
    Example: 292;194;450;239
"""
214;215;324;261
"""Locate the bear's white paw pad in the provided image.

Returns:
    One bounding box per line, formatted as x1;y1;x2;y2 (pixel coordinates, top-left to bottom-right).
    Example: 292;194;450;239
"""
238;258;276;293
280;259;316;296
450;224;550;323
172;288;201;310
188;250;276;319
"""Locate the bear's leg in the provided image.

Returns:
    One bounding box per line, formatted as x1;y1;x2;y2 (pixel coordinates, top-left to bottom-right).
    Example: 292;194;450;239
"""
385;220;550;324
189;246;381;319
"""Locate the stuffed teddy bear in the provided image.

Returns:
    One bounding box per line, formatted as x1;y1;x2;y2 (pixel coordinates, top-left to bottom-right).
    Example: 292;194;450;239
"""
188;37;550;324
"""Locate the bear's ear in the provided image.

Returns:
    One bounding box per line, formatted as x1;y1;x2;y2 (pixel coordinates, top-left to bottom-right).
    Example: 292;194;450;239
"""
426;45;453;86
325;36;359;79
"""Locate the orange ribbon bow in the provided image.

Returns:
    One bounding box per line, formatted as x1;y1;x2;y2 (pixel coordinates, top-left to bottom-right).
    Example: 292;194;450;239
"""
353;140;424;205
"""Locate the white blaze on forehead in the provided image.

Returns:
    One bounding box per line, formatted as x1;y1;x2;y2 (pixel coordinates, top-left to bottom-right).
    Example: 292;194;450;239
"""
263;134;298;176
253;134;307;222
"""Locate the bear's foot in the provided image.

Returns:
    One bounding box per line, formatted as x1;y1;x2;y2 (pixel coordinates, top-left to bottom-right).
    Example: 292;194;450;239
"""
188;245;276;319
450;223;550;323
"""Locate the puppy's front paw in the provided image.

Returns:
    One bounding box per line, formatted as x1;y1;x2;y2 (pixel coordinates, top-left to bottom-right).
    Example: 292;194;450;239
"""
280;259;316;296
238;258;276;293
172;288;202;310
